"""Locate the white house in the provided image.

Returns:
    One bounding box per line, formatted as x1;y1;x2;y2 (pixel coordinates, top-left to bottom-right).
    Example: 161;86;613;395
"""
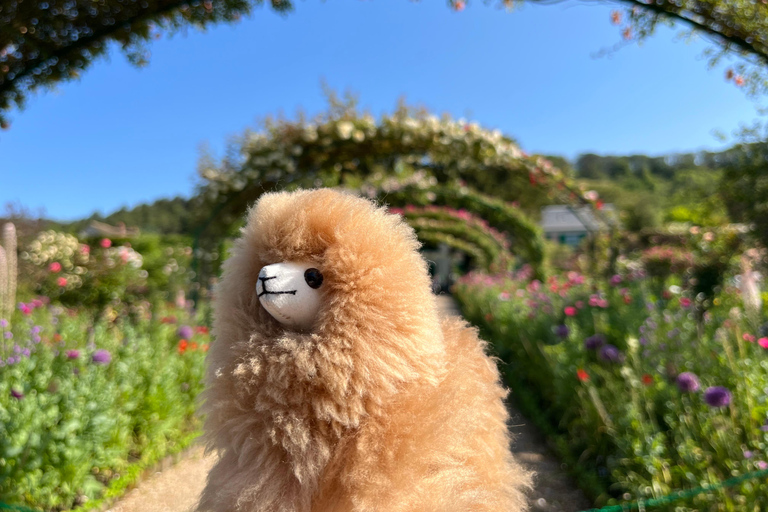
540;205;615;246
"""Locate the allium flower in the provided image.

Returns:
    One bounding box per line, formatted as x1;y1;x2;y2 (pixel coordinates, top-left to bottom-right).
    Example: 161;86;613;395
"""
744;450;754;459
92;349;111;365
66;349;80;360
4;331;11;339
677;372;700;393
0;319;7;328
704;386;732;408
177;325;194;339
555;325;569;338
585;334;606;350
599;344;624;363
10;389;23;400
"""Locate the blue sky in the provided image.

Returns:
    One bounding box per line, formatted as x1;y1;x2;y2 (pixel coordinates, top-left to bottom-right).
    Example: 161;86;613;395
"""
0;0;762;221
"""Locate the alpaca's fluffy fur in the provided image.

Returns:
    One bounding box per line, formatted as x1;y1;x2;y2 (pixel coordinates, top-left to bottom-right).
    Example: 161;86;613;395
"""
196;189;532;512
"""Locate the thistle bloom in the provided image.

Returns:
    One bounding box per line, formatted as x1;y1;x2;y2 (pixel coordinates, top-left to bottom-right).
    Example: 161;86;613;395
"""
585;334;606;351
92;349;111;365
177;325;194;339
704;386;732;408
677;372;700;393
599;344;623;363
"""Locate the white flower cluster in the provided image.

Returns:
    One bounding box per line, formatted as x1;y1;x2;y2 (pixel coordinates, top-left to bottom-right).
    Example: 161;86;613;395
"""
21;230;89;270
105;246;143;269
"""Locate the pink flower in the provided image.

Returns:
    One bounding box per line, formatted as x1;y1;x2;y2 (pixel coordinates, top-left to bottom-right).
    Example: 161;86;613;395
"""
454;1;465;12
609;275;622;286
18;303;32;316
100;238;112;248
49;262;62;273
759;338;768;349
680;297;692;308
80;244;90;254
57;277;68;287
589;295;600;307
744;333;756;343
575;301;585;309
597;299;609;308
564;306;577;317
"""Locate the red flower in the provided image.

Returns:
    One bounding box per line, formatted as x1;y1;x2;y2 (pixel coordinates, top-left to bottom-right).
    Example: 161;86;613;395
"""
100;238;112;248
623;295;632;304
610;10;621;24
680;297;692;308
758;338;768;349
622;27;632;40
202;344;210;352
564;306;577;317
743;333;756;343
195;326;209;335
178;339;189;354
454;0;465;11
735;75;745;87
642;374;653;386
57;277;68;287
577;369;590;382
49;262;62;273
161;316;177;324
190;342;198;351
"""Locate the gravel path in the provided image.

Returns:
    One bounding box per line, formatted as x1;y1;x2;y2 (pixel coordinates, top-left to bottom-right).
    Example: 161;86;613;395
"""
106;296;590;512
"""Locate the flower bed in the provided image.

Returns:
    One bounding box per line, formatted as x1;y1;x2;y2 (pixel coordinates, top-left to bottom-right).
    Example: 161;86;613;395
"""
454;269;768;510
0;301;209;511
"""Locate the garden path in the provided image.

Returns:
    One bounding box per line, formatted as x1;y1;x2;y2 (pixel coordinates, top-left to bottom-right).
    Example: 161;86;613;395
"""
105;296;590;512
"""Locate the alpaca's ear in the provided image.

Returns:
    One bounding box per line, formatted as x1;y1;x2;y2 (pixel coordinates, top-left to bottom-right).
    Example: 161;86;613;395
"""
256;261;325;331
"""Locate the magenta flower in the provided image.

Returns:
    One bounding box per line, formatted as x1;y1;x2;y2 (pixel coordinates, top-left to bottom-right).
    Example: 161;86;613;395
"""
757;461;768;470
92;349;111;365
610;274;622;286
10;389;23;400
66;349;80;360
100;238;112;248
564;306;577;317
704;386;732;408
48;262;62;272
677;372;700;393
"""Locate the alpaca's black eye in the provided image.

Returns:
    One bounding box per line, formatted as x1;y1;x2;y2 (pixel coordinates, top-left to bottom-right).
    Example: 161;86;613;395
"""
304;268;324;289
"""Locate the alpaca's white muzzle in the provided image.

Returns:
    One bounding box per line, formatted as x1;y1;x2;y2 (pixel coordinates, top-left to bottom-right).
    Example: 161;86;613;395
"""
256;262;324;331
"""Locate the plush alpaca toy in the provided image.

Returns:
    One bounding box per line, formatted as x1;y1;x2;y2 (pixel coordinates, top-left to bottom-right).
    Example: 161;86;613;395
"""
196;188;532;512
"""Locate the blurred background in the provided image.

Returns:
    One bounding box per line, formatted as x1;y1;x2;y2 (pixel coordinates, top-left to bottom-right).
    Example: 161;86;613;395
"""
1;0;768;510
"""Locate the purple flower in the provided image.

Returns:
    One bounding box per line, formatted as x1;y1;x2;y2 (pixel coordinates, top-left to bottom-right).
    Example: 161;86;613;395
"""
32;335;41;344
555;325;570;338
585;334;606;351
744;450;754;459
92;349;111;365
66;350;80;360
704;386;732;408
10;389;23;400
757;461;768;470
0;319;7;328
21;348;30;357
610;274;622;286
31;326;41;334
4;331;12;339
599;344;624;363
677;372;700;393
640;337;648;346
177;325;194;339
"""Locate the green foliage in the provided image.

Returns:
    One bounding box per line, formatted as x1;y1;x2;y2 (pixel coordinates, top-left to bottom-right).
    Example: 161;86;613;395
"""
0;302;209;510
721;142;768;250
68;197;197;236
454;268;768;511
